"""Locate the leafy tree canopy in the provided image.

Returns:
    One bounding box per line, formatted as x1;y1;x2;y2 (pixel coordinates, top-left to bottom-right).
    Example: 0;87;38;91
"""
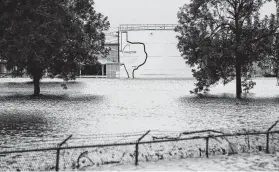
175;0;279;98
0;0;110;95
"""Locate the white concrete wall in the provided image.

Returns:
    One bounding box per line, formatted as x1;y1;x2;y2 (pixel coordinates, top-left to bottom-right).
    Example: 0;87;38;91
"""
119;31;193;78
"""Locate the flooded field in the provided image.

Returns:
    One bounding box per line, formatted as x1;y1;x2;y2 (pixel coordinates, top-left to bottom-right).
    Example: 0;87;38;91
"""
0;77;279;147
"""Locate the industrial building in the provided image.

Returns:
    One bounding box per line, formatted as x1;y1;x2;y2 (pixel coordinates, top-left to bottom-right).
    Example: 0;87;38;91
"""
97;43;120;79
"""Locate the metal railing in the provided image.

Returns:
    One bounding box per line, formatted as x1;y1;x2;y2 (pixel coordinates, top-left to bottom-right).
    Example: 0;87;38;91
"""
119;24;177;32
0;121;279;171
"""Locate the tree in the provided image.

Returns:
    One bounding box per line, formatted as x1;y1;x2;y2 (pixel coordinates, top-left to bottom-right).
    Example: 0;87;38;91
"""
175;0;279;98
0;0;109;96
272;0;279;83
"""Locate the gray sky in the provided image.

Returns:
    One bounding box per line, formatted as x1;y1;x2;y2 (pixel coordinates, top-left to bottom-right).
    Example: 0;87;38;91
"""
94;0;276;28
94;0;189;27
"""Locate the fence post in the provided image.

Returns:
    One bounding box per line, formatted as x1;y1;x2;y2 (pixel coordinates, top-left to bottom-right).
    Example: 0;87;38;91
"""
55;135;73;171
266;120;279;154
135;143;139;166
205;137;209;158
135;130;151;166
266;132;269;154
55;148;60;172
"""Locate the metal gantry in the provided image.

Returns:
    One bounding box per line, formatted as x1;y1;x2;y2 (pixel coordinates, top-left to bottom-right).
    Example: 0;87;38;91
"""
119;24;176;32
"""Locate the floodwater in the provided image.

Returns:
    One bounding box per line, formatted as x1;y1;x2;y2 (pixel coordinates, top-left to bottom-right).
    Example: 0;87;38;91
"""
0;77;279;147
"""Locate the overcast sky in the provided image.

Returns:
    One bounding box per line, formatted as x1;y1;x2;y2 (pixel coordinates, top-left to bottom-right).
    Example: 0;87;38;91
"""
94;0;276;28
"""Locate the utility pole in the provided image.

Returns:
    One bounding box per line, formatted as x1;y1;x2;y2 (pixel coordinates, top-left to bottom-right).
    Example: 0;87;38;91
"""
117;28;121;78
118;28;120;63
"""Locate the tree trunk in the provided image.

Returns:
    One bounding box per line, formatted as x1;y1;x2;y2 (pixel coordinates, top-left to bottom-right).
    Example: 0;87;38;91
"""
235;12;242;99
33;75;41;96
236;62;242;99
276;0;279;84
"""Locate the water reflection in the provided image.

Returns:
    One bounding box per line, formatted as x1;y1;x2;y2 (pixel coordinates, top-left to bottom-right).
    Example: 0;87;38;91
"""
0;112;48;135
177;95;279;132
0;94;105;102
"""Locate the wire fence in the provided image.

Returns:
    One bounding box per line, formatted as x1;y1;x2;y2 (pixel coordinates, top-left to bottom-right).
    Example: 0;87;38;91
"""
1;121;279;171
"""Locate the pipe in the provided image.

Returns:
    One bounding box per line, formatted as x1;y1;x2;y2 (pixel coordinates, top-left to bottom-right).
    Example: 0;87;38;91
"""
121;63;130;78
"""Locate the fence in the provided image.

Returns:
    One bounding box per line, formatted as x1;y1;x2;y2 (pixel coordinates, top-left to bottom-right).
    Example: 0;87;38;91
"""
1;121;279;171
